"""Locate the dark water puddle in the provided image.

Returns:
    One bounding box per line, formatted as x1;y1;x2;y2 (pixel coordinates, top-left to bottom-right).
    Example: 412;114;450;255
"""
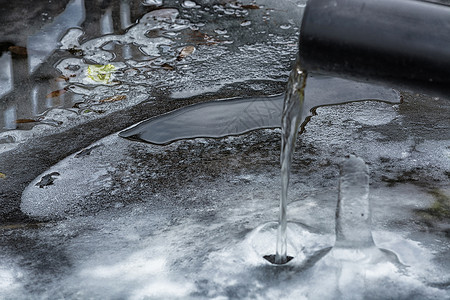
120;94;284;144
119;74;400;145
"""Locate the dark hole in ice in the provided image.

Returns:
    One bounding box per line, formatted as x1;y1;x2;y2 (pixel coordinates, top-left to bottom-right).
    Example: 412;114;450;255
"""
35;172;60;188
119;75;400;145
263;255;294;265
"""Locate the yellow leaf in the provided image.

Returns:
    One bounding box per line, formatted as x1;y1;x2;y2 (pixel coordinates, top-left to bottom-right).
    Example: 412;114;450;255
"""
0;172;6;179
87;64;116;83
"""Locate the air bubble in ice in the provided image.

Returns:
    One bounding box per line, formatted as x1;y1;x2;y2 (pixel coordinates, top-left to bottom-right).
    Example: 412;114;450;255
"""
182;0;197;8
142;0;163;6
214;29;227;35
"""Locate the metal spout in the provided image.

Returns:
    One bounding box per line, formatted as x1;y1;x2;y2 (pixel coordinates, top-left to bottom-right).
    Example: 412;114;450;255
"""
299;0;450;97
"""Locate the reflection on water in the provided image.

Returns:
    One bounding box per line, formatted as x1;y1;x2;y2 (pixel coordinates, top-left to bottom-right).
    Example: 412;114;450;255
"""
27;0;85;73
120;95;284;144
0;0;141;132
31;86;39;116
100;6;114;35
120;0;133;29
4;106;17;130
0;52;13;98
0;0;86;131
0;0;187;132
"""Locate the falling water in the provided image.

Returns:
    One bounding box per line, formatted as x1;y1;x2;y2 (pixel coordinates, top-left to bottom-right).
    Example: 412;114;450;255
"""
275;60;307;264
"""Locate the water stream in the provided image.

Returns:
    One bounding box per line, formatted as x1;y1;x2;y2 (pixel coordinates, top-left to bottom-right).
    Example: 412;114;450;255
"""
269;56;404;264
274;61;306;264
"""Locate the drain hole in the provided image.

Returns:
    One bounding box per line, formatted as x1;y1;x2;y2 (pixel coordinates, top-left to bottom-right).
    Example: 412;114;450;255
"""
263;255;294;265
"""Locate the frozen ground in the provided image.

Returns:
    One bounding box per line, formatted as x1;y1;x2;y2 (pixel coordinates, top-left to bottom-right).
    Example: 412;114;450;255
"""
0;0;449;299
6;93;450;299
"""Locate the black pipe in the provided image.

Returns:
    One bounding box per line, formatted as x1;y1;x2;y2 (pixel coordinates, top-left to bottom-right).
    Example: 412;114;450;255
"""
298;0;450;97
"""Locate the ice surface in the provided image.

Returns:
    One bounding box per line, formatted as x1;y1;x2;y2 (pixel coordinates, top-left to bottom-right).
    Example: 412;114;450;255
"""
53;1;301;101
17;103;449;297
302;101;450;184
16;182;450;299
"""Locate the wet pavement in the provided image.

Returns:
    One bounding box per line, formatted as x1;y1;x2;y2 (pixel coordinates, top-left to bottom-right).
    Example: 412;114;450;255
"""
0;0;449;299
1;0;299;222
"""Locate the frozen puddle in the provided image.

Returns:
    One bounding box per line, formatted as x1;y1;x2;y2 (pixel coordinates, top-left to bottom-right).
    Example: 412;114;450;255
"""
16;147;450;299
16;98;450;298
